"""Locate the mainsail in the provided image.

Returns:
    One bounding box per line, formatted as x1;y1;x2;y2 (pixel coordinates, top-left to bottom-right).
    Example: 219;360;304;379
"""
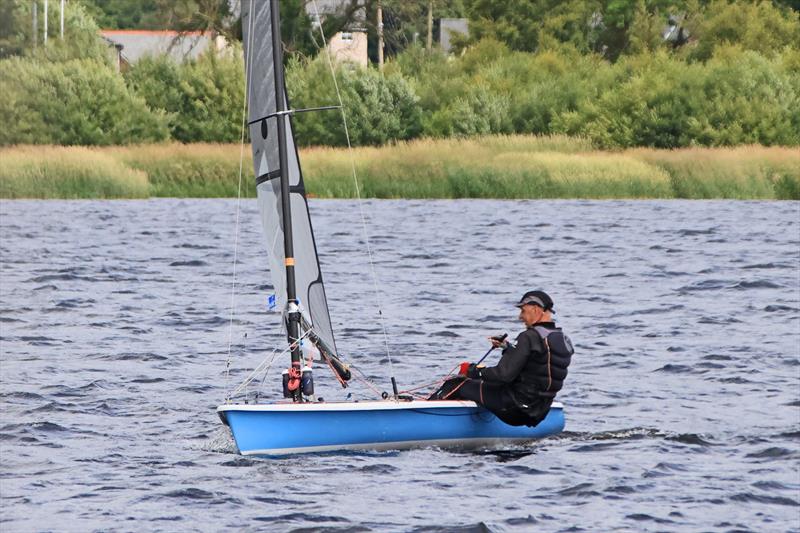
242;1;337;356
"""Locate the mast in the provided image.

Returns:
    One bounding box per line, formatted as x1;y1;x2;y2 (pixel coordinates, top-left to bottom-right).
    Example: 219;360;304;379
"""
270;0;303;398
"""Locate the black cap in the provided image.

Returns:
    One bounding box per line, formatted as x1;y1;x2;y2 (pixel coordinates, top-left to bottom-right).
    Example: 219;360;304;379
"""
515;290;555;313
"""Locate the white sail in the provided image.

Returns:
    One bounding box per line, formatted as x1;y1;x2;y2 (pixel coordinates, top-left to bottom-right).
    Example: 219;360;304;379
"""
242;1;337;355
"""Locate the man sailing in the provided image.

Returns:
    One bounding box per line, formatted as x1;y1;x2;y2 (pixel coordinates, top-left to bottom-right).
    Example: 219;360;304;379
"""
430;290;574;427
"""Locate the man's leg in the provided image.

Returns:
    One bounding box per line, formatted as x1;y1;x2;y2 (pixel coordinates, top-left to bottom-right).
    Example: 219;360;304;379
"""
444;380;549;427
427;377;466;400
449;379;506;410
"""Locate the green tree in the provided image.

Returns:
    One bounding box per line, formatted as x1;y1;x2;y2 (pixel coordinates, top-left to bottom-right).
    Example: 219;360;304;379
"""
460;0;700;59
125;48;245;142
687;0;800;61
550;47;800;147
287;55;421;145
0;0;109;61
79;0;163;29
0;0;26;58
0;56;168;145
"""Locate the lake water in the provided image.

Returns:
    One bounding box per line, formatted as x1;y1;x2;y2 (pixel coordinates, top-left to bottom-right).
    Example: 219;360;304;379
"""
1;199;798;532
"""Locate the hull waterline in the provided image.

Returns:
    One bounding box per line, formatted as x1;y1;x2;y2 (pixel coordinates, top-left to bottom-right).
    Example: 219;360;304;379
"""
218;400;565;456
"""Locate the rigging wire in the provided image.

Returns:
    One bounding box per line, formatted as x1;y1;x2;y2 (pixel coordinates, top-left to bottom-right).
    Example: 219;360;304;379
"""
349;363;387;398
310;0;397;386
224;0;256;402
229;329;313;400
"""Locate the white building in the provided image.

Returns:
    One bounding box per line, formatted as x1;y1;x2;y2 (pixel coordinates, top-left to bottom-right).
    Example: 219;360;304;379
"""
439;18;468;53
305;0;368;68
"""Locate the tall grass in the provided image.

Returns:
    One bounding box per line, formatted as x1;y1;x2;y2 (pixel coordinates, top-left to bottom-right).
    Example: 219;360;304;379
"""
1;137;797;199
301;135;626;198
301;136;795;199
627;146;800;200
107;143;256;197
0;145;148;198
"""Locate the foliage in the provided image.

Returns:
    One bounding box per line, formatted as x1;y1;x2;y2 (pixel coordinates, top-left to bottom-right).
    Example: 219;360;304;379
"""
686;0;800;62
0;0;165;146
79;0;163;30
80;0;236;40
0;0;27;58
461;0;800;61
462;0;669;58
287;55;421;146
0;0;110;61
381;38;799;148
0;56;169;146
79;0;348;58
124;48;245;143
550;48;800;148
1;0;799;149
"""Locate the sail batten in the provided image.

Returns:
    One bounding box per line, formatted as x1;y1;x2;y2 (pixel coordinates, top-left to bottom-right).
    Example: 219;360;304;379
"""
243;1;338;356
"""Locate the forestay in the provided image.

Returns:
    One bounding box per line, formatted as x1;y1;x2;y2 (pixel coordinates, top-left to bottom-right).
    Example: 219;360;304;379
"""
242;1;337;356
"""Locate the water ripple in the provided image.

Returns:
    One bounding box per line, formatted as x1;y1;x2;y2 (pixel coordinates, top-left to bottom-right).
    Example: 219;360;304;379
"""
1;199;798;531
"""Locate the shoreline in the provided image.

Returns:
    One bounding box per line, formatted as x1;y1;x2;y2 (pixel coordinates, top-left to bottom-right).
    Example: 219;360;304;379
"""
1;197;796;203
1;136;798;200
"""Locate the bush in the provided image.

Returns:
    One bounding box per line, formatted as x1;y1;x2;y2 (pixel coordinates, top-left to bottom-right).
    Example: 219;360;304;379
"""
423;85;512;137
287;55;421;146
687;0;800;62
125;49;245;143
1;0;110;62
0;57;169;146
549;48;800;148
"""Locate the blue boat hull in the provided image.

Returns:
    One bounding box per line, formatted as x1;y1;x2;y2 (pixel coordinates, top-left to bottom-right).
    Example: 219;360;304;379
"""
218;400;565;456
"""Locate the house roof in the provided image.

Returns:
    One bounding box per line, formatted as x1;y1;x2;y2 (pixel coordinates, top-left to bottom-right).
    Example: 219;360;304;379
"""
99;30;219;63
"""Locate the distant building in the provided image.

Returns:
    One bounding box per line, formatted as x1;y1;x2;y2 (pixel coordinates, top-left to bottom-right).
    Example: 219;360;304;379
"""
305;0;368;68
439;18;468;54
100;30;228;71
325;29;368;67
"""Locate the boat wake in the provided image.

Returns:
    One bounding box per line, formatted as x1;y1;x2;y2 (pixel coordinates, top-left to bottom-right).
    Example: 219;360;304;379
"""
197;427;238;455
561;427;717;446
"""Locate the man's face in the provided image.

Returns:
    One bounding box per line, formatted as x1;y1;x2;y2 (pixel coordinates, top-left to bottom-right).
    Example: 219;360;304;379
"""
518;304;543;327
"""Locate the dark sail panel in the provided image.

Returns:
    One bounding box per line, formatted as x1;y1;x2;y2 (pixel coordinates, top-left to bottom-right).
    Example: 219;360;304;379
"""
242;1;338;355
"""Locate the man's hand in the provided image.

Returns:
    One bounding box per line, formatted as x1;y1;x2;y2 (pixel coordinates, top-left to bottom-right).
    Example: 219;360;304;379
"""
466;364;482;379
488;333;508;349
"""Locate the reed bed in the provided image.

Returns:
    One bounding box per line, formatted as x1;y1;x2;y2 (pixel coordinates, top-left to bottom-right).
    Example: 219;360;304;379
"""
1;137;797;200
627;146;800;200
300;137;797;199
0;145;148;199
107;143;257;198
301;135;657;198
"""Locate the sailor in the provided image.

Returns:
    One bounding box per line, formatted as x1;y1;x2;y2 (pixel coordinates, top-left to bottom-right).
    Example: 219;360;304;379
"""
430;290;573;427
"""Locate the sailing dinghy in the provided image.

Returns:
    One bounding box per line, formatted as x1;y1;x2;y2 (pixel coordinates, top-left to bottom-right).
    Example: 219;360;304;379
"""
217;0;565;457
